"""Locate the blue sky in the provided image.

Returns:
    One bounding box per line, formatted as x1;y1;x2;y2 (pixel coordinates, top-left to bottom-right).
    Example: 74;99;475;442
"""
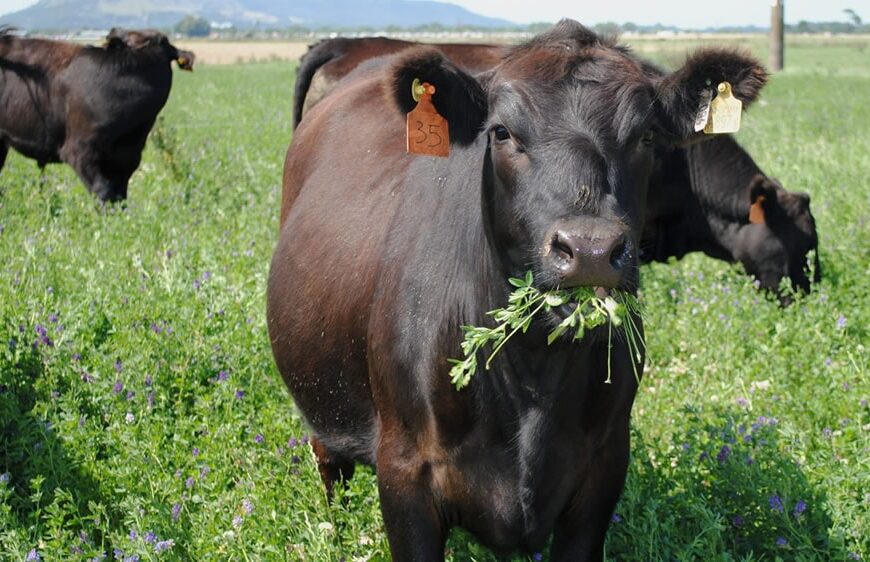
0;0;864;27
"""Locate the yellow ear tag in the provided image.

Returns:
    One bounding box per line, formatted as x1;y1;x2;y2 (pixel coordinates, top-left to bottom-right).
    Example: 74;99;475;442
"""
704;82;742;135
406;78;450;158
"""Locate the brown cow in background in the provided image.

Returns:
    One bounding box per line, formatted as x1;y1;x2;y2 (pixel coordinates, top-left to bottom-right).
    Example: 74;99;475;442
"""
0;28;194;201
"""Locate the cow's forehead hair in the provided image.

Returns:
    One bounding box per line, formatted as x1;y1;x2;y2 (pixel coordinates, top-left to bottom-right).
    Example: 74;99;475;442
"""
486;75;654;148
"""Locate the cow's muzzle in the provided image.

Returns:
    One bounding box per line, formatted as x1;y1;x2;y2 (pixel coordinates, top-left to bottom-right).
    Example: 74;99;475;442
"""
544;218;633;289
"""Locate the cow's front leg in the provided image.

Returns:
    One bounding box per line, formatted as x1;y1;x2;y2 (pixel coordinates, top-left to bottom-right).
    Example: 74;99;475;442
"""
60;142;124;202
376;429;447;562
550;423;631;562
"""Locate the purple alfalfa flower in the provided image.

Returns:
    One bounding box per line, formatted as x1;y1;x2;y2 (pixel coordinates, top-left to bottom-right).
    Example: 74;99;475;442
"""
113;547;124;560
533;553;543;561
234;389;245;400
113;380;124;394
217;370;229;382
698;451;710;462
735;397;749;408
90;553;106;562
72;352;82;362
185;476;195;489
836;314;847;329
731;515;745;527
776;536;788;547
717;445;732;464
193;279;201;290
25;549;41;561
301;435;309;445
288;437;298;448
144;375;152;386
35;324;48;338
824;357;832;367
1;472;10;484
129;529;137;540
861;399;869;408
254;434;264;444
125;390;135;401
172;503;182;521
611;513;622;523
81;372;95;383
242;498;254;515
123;556;139;562
48;313;58;323
842;382;851;391
150;322;162;334
847;552;861;560
72;545;85;555
232;515;243;528
114;359;123;373
769;495;785;513
143;531;156;544
793;500;807;517
199;465;210;479
202;271;211;282
192;447;200;457
822;427;833;438
291;455;301;464
154;539;174;554
80;530;89;543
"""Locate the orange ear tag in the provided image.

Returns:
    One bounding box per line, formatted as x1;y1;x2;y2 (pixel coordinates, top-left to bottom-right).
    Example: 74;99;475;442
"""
749;195;766;224
406;79;450;158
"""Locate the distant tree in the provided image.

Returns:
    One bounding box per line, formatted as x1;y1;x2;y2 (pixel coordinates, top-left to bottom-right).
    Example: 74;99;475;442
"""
593;21;620;35
175;15;211;37
622;22;638;32
843;9;862;26
796;20;810;33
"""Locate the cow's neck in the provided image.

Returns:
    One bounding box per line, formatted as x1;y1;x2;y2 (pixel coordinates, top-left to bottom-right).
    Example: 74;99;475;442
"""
686;136;766;259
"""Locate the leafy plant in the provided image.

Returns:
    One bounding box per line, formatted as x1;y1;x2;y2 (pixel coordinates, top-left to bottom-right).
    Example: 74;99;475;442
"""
448;271;644;389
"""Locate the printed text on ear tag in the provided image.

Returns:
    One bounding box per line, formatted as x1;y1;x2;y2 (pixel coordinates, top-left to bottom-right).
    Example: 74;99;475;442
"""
406;78;450;158
704;82;743;135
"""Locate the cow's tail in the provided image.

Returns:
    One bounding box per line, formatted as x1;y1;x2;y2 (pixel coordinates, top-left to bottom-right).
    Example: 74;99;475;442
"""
293;40;340;130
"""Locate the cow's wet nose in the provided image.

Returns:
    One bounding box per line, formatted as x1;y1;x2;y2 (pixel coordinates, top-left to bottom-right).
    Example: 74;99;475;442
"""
546;222;631;289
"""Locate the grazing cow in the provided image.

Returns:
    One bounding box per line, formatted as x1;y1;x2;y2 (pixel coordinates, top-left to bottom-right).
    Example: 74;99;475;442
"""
292;37;820;296
268;20;766;560
0;28;194;201
644;136;820;296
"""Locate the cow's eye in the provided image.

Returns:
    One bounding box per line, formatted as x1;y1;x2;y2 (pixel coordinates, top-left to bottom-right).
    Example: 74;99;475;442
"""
493;125;511;142
641;129;655;146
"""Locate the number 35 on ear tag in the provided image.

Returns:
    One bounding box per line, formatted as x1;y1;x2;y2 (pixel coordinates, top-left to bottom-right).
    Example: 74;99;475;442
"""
406;78;450;158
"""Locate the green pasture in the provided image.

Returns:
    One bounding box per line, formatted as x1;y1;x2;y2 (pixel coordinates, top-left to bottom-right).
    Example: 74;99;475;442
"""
0;37;867;561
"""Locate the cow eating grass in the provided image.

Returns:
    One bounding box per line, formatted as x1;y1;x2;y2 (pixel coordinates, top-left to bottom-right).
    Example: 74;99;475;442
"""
0;28;194;201
268;20;767;560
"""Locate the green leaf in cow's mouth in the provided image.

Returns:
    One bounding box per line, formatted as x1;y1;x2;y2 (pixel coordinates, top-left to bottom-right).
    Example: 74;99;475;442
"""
448;273;644;390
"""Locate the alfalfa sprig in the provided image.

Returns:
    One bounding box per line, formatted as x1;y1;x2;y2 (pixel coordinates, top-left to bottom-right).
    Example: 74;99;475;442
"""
448;271;644;389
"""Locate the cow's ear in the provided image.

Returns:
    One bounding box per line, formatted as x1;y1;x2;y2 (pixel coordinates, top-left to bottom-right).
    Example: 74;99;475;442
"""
748;174;775;225
655;48;767;141
386;47;487;145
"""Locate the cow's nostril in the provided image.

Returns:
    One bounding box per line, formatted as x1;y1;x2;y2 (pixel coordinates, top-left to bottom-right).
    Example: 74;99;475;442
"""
551;234;574;261
609;236;629;270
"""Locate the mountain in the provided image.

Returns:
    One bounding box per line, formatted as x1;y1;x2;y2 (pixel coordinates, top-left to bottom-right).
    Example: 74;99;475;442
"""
0;0;515;30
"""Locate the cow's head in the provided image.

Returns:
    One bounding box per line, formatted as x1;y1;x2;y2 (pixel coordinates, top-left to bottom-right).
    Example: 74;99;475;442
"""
105;28;195;71
387;20;766;304
736;174;819;297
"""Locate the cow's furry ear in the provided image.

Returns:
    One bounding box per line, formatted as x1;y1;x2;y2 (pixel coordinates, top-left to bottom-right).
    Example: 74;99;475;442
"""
385;47;488;146
655;48;767;141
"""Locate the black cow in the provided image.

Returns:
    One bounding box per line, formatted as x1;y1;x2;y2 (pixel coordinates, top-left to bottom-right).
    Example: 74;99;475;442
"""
644;135;820;296
0;28;194;201
268;20;766;560
292;37;820;298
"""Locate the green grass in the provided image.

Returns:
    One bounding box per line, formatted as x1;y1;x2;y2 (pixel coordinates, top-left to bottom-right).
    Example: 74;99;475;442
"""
1;38;868;561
